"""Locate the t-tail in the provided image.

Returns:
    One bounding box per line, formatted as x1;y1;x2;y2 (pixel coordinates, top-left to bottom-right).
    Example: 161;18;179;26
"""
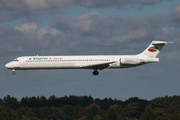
137;41;168;58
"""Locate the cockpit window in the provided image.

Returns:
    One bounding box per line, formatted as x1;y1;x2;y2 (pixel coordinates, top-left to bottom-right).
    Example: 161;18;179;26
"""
13;58;19;62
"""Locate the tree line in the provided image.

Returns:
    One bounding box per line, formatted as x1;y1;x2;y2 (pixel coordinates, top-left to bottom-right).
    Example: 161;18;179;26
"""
0;95;180;120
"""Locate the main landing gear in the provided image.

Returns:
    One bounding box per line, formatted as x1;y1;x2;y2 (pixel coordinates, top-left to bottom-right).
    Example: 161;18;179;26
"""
12;69;16;75
93;70;99;76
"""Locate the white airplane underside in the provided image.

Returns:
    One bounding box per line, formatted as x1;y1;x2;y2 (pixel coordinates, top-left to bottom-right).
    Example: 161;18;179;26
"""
5;41;168;75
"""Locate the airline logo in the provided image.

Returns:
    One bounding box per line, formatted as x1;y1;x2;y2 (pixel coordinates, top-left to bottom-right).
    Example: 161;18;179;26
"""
28;57;63;60
33;58;48;60
148;45;158;52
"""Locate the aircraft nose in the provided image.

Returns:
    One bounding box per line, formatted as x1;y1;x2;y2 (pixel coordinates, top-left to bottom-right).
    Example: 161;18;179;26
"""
5;63;13;69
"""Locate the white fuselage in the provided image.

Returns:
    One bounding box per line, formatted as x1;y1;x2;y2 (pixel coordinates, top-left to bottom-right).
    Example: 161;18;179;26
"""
5;55;158;70
5;41;167;75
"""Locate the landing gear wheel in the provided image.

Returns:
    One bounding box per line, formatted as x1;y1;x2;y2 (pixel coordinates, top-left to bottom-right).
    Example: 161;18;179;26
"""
93;70;99;75
12;70;16;75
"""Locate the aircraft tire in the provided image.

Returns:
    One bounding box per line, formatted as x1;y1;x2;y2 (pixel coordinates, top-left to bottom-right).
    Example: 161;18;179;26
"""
93;70;99;75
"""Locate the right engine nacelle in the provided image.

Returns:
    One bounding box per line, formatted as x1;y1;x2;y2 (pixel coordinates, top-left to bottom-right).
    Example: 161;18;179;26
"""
120;58;143;65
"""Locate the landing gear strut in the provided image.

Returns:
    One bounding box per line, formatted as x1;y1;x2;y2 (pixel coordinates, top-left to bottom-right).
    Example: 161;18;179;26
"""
93;70;99;76
12;69;16;75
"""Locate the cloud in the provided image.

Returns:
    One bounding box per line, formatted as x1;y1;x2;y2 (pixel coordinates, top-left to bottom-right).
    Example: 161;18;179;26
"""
169;4;180;28
0;21;75;56
15;22;37;32
77;0;165;8
51;10;176;55
23;0;73;10
0;25;25;55
1;9;176;57
72;12;171;47
0;0;169;22
1;0;180;57
0;0;166;10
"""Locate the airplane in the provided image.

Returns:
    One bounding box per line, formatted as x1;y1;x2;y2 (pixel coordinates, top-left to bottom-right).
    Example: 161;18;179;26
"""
5;41;169;75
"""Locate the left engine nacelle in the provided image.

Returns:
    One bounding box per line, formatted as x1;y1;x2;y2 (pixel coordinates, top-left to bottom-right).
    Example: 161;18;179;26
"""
120;58;144;65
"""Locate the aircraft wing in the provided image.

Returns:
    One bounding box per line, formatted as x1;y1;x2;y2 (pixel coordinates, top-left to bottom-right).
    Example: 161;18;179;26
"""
80;61;115;70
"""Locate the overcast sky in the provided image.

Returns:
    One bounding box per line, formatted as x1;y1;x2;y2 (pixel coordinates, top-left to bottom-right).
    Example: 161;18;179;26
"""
0;0;180;101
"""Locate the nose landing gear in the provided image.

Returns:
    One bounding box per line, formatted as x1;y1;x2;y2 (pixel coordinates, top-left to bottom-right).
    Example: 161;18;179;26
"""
12;69;16;75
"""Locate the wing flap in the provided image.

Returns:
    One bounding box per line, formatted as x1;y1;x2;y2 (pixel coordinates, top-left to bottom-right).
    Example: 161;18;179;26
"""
80;61;115;70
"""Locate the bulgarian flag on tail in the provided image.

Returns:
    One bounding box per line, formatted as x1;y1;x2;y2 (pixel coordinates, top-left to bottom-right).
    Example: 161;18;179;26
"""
148;45;158;52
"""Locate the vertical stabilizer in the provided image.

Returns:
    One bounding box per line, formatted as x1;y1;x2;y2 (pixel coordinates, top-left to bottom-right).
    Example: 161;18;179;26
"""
137;41;168;58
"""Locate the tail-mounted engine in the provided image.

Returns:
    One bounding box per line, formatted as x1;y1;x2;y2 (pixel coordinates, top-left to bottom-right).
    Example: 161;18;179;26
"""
120;58;144;65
